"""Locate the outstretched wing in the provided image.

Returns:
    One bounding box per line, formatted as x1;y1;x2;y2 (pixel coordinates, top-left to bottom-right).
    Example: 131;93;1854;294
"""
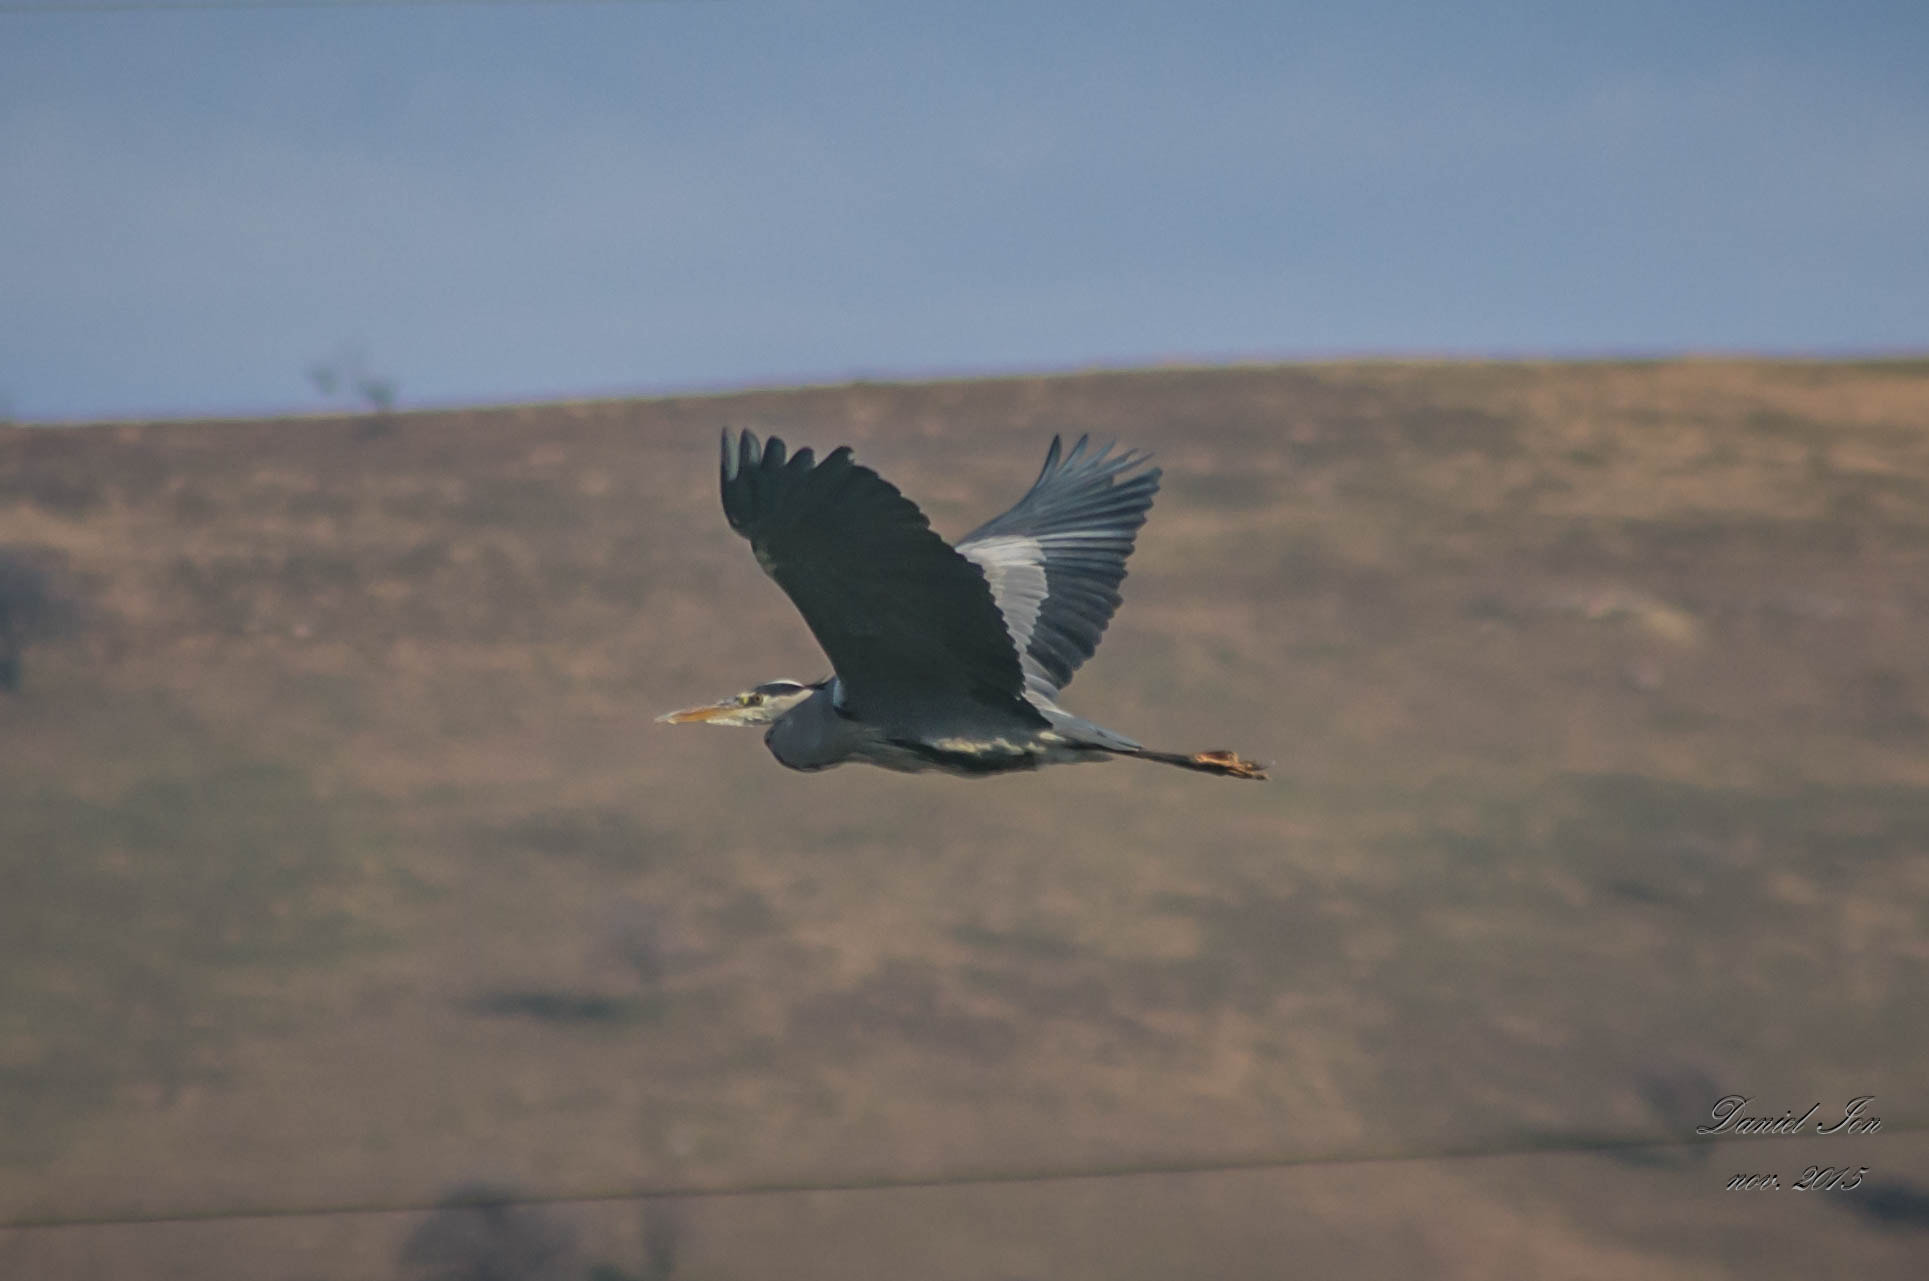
955;435;1161;699
720;430;1042;729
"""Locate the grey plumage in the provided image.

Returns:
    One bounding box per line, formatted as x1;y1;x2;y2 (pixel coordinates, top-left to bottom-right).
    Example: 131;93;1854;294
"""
957;435;1161;699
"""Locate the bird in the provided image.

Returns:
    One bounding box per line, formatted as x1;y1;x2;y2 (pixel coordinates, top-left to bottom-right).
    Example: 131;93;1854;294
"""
658;430;1267;780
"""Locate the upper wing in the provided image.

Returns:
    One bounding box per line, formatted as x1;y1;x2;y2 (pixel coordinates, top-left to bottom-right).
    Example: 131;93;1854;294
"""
955;435;1161;699
720;430;1042;729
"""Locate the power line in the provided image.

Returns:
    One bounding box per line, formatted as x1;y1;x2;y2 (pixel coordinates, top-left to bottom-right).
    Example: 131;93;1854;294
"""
7;1123;1915;1233
0;0;708;14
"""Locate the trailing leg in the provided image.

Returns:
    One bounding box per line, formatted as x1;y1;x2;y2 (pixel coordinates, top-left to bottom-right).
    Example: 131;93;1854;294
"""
1126;747;1269;780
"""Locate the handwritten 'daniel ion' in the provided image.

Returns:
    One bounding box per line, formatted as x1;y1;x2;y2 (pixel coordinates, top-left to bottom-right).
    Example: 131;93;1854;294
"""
1696;1094;1880;1137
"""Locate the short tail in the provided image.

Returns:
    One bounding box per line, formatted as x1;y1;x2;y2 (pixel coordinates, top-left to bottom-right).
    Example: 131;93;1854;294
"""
1128;747;1270;780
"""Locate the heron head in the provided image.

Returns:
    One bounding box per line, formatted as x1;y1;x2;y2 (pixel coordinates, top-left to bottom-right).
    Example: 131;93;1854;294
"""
657;679;814;727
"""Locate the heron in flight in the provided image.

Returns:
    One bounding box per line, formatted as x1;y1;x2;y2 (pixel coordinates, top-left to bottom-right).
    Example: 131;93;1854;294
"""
659;431;1267;780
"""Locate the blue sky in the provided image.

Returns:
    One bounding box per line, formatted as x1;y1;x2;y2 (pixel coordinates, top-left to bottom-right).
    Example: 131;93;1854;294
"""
2;0;1924;421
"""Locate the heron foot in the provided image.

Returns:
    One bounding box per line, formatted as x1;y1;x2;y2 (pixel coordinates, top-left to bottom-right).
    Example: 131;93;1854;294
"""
1192;750;1270;780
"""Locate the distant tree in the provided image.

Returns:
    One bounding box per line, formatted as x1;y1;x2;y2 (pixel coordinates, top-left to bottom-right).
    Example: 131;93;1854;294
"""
360;374;399;412
581;1203;681;1281
639;1202;681;1280
307;342;400;416
0;547;74;693
397;1184;582;1281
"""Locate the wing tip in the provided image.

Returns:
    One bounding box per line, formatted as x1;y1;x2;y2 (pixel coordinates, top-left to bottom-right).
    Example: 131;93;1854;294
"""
722;428;780;478
1041;432;1156;481
723;428;820;484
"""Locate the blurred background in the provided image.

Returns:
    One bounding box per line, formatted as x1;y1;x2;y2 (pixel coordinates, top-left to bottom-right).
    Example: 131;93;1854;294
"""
3;3;1928;1279
2;0;1926;422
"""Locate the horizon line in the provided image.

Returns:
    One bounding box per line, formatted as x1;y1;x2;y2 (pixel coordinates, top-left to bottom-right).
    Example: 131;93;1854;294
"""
9;346;1928;429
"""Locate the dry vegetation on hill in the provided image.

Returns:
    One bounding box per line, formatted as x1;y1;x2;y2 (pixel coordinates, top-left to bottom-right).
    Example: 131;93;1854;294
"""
3;359;1927;1278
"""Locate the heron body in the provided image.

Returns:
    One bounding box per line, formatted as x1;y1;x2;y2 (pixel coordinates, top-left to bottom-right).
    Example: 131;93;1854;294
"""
660;432;1266;780
756;677;1133;775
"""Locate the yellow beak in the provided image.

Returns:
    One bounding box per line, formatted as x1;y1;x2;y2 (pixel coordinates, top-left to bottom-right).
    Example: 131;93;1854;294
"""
656;703;734;724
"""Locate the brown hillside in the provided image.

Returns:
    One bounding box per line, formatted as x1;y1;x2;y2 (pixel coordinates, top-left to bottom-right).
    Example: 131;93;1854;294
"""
3;359;1927;1278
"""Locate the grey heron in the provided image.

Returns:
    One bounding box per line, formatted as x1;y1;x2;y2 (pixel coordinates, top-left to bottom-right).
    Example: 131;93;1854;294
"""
659;431;1267;780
